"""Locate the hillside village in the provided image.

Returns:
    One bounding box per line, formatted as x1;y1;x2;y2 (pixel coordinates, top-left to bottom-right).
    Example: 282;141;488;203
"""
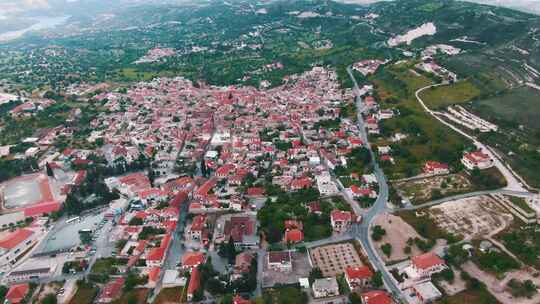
0;0;540;304
0;48;537;304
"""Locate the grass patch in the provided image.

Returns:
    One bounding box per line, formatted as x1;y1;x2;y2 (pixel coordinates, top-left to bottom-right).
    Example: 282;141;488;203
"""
263;286;308;304
420;80;481;109
507;196;535;213
436;288;499;304
473;86;540;131
69;282;98;304
398;210;461;243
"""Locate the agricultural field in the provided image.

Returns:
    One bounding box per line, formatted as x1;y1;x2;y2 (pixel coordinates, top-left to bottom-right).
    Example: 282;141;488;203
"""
420;80;481;109
370;63;472;179
471;86;540;131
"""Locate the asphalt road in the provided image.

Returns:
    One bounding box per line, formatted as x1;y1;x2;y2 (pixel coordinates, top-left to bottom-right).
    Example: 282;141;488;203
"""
346;66;403;300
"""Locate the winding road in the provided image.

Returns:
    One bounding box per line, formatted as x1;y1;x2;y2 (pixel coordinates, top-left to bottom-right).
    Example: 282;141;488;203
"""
415;83;530;193
346;66;403;300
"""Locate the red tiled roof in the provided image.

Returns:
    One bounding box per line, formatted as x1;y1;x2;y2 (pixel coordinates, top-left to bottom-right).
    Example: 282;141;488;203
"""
345;266;373;280
146;247;166;262
361;291;392;304
195;177;217;197
73;170;87;186
246;187;265;196
0;229;34;250
24;201;60;217
148;266;161;283
190;215;206;231
187;267;201;295
331;210;352;222
169;191;188;209
423;161;449;173
284;229;304;243
182;252;205;268
5;283;29;304
412;253;445;270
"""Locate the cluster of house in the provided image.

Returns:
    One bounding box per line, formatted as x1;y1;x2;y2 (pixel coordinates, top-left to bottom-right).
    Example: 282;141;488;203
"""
9;98;56;118
352;59;387;76
415;61;457;83
399;252;448;303
0;64;409;302
421;44;461;59
134;47;176;64
266;244;397;303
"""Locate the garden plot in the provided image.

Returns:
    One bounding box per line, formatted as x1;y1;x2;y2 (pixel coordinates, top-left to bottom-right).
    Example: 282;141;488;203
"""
428;195;512;239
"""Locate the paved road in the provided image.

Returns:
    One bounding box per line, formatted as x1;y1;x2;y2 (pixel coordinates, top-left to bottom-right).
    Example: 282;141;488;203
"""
346;66;404;301
415;83;529;193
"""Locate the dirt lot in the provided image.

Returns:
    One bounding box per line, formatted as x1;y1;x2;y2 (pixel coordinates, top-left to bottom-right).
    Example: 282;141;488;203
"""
428;195;513;240
154;287;184;304
463;262;540;304
394;174;472;204
437;266;468;296
372;213;426;263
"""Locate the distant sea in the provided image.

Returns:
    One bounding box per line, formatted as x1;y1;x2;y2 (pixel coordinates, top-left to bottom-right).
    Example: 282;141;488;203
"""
0;15;70;42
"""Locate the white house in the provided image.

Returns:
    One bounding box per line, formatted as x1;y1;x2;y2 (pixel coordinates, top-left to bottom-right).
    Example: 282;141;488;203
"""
267;251;292;273
404;253;446;280
312;277;339;298
461;150;493;170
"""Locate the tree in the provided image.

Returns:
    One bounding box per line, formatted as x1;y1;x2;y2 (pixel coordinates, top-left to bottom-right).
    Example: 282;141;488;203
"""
349;292;363;304
124;272;145;292
372;271;383;288
308;267;323;284
439;268;455;283
0;285;7;302
371;225;386;241
381;243;392;257
218;236;237;264
42;294;58;304
447;244;469;266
